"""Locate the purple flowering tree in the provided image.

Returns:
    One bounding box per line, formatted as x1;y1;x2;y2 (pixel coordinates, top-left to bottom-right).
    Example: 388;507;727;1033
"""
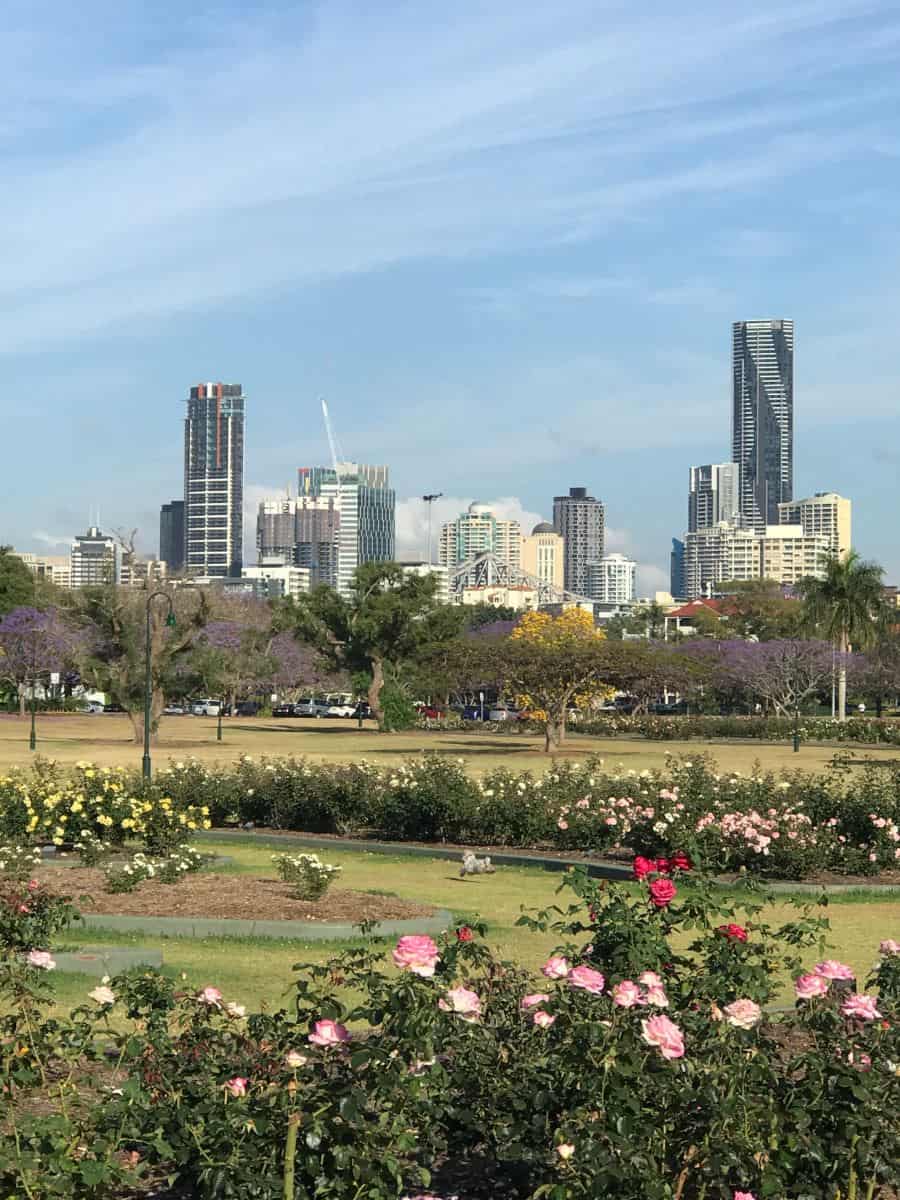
0;606;80;716
709;639;839;716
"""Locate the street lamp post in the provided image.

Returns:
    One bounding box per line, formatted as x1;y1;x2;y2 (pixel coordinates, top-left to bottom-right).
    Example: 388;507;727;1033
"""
793;703;801;753
217;704;223;742
29;574;37;752
142;591;177;781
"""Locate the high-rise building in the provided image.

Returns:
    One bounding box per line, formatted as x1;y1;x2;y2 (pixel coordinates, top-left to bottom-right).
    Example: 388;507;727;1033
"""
298;463;395;596
552;487;604;596
70;527;119;588
586;553;636;604
257;495;341;589
683;522;830;599
159;500;185;573
14;552;72;589
688;463;742;532
778;492;851;560
732;319;794;529
759;525;830;586
670;538;685;600
184;382;245;578
439;503;522;576
120;557;168;588
520;522;564;588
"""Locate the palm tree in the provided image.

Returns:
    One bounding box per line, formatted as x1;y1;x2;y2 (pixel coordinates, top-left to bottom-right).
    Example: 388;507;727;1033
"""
799;551;885;722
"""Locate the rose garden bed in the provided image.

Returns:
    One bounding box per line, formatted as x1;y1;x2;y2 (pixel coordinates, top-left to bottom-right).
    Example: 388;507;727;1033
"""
34;866;436;924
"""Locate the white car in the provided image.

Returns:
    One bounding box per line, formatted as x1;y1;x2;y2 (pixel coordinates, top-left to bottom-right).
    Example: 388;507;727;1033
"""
191;699;222;717
326;702;356;718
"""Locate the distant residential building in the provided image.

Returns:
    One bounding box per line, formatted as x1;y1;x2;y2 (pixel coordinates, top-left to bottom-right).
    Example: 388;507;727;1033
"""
688;463;742;532
15;552;72;589
683;522;829;598
120;557;168;588
552;487;604;596
70;527;119;588
297;463;395;596
241;560;310;599
778;492;851;559
439;503;522;582
586;553;636;604
520;522;564;588
460;585;538;611
257;495;341;589
159;500;185;573
399;561;450;603
184;382;245;578
669;538;685;600
732;319;794;529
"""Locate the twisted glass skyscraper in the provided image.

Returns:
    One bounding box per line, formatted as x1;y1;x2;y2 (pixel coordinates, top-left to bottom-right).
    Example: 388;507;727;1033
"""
732;320;793;530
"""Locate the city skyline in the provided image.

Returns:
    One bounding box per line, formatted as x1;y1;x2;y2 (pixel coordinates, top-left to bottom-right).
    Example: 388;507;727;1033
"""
3;4;900;588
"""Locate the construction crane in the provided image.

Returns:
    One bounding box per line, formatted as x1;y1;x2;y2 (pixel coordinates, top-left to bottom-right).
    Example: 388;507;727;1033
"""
422;493;443;563
320;398;343;504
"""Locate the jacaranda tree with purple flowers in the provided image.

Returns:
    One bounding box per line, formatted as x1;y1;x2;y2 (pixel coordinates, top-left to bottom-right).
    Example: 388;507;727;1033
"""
0;606;80;716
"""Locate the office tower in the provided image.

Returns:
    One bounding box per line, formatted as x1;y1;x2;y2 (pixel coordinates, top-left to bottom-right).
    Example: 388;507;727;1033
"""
257;495;341;589
586;553;636;604
732;319;794;529
70;527;119;588
670;538;685;599
184;382;245;578
778;492;851;559
439;503;522;570
552;487;604;595
297;463;395;596
688;464;742;532
520;522;564;588
159;500;185;572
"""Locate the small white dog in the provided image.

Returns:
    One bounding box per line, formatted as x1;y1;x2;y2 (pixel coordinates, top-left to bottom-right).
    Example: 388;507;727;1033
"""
460;852;496;877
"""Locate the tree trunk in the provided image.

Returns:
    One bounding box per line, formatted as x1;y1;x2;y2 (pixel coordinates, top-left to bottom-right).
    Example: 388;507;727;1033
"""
368;658;385;730
838;631;848;723
127;707;142;745
126;687;165;744
543;721;558;753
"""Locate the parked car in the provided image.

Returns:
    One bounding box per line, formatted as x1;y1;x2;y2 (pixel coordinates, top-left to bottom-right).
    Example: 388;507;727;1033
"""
80;701;105;714
191;699;222;717
488;706;520;722
326;702;356;718
295;698;332;718
272;702;297;718
352;702;373;721
163;704;186;716
235;700;261;717
415;704;443;719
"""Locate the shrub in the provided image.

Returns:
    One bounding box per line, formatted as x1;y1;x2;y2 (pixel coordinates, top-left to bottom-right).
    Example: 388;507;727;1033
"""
0;879;75;954
103;851;157;893
272;852;341;900
0;844;42;881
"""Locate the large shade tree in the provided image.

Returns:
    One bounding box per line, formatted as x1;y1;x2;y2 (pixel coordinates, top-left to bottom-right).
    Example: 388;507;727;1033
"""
282;563;464;728
0;548;35;617
799;552;885;722
0;606;80;715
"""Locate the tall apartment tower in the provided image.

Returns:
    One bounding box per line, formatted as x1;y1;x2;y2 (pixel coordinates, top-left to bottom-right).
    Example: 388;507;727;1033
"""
298;463;395;596
439;503;522;572
256;494;341;589
552;486;604;596
778;492;851;559
184;383;245;578
586;553;636;604
732;319;794;530
159;500;185;572
688;463;742;532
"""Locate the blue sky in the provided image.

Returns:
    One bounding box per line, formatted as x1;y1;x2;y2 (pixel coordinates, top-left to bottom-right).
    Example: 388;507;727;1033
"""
3;0;900;592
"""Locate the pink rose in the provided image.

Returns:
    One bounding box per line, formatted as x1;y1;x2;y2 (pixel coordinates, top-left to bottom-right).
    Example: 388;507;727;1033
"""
197;986;223;1006
26;950;56;971
632;855;655;880
557;819;569;831
671;851;692;872
541;956;570;980
641;1013;685;1060
438;986;482;1023
308;1019;351;1046
717;923;749;943
723;999;762;1030
223;1076;248;1097
556;1143;575;1161
638;970;668;1007
532;1010;556;1029
568;965;605;995
813;960;855;981
880;939;900;956
612;980;642;1008
841;993;882;1021
734;1193;757;1200
648;878;677;909
392;935;440;978
848;1050;872;1071
638;970;663;989
521;993;551;1010
795;973;830;1001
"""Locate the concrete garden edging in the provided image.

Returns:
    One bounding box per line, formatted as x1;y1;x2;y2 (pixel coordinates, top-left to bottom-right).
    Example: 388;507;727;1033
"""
52;945;163;976
76;908;454;942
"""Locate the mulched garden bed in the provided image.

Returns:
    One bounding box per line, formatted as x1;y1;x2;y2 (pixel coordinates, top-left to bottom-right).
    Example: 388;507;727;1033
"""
35;867;436;923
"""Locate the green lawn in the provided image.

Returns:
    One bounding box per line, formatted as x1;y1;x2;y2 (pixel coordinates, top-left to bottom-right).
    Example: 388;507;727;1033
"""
47;838;900;1016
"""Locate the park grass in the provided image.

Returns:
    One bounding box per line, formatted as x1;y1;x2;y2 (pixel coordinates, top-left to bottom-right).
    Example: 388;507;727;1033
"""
44;838;900;1018
2;712;899;775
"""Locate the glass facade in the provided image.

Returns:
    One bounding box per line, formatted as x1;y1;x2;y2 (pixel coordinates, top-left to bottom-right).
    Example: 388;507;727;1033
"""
732;320;793;530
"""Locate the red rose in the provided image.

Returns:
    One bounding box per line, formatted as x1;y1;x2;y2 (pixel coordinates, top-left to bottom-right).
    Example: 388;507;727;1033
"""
456;926;474;943
633;856;655;880
649;878;677;909
655;857;671;875
671;851;692;872
717;923;748;943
